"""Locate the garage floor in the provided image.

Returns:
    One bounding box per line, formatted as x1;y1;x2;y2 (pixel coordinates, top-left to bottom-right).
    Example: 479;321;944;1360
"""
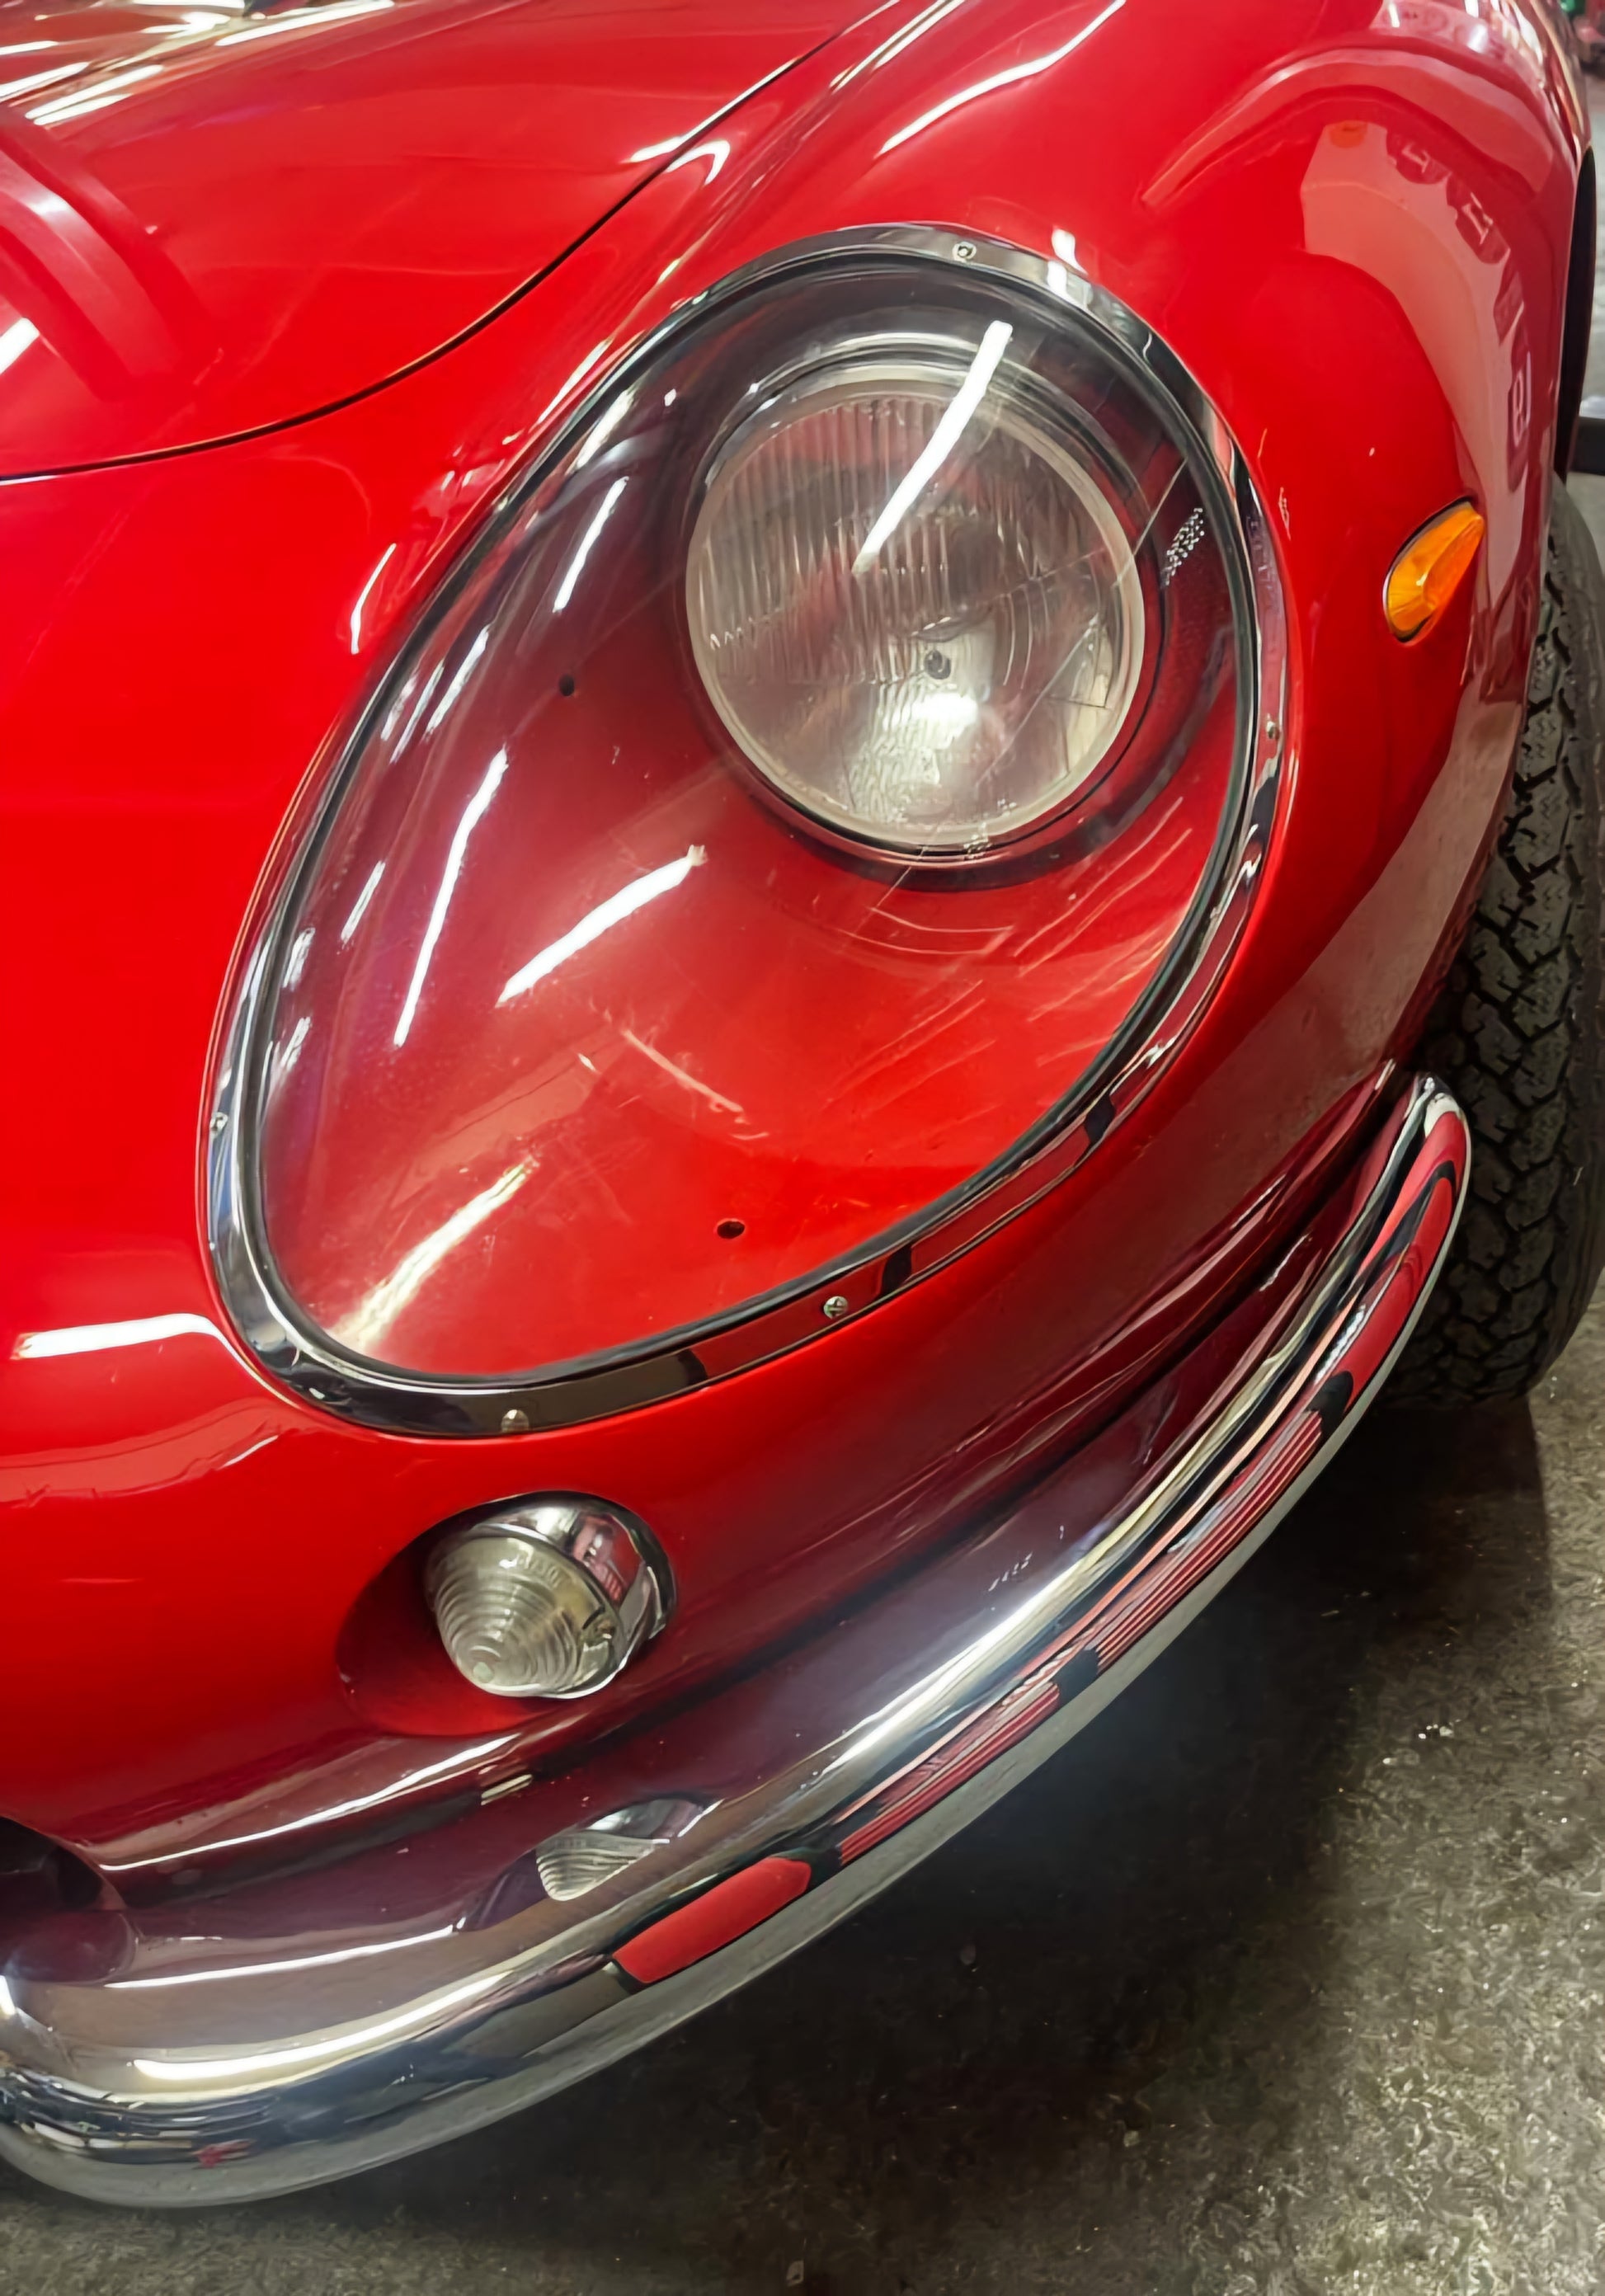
8;168;1605;2296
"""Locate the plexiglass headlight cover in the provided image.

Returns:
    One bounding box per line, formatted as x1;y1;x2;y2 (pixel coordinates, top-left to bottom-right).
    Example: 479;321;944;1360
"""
214;236;1278;1432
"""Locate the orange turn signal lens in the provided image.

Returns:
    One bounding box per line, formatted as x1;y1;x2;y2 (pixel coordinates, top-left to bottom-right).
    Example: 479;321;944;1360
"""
1384;499;1485;641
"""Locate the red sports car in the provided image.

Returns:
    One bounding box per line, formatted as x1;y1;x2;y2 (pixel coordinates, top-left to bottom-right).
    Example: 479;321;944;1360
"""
1;0;1601;2205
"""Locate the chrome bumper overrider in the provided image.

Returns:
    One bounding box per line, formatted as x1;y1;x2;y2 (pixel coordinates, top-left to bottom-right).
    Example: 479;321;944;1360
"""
0;1077;1468;2207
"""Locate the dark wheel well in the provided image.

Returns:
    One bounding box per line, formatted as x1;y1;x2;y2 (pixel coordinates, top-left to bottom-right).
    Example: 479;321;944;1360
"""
1556;145;1595;479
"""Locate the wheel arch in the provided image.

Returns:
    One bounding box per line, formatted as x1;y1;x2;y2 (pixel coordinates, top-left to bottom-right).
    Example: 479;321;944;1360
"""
1556;144;1596;478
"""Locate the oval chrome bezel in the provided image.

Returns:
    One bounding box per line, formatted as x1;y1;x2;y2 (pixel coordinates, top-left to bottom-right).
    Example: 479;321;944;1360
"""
208;225;1288;1437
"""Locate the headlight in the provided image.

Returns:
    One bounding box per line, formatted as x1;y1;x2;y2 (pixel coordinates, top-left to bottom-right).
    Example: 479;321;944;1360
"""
214;233;1277;1429
686;336;1145;854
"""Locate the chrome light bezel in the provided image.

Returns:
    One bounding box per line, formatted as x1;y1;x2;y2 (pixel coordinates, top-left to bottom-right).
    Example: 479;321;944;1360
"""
208;224;1287;1437
683;332;1152;861
426;1497;671;1699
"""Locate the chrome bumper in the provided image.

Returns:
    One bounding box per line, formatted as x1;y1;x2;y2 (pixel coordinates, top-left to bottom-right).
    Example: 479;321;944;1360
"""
0;1077;1468;2207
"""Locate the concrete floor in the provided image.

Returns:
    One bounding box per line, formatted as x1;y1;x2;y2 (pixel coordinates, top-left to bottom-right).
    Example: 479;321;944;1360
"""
8;134;1605;2296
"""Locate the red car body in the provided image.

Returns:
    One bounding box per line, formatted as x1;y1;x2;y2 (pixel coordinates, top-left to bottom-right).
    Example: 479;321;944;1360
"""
0;0;1586;2202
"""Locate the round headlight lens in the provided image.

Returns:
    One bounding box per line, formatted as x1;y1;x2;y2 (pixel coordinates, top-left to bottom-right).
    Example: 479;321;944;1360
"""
687;339;1144;854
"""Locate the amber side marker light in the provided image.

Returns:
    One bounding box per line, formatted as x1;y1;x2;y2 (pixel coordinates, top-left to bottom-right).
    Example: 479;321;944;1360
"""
1384;498;1485;641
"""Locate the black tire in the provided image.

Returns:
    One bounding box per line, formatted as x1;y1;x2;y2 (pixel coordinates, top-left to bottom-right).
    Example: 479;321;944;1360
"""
1391;482;1605;1407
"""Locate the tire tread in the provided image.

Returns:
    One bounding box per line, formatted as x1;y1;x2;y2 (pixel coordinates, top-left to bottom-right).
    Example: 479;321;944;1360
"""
1391;483;1605;1406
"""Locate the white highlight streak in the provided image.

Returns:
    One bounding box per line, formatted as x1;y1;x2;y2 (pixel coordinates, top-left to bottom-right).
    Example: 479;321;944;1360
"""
340;861;386;944
535;340;609;429
423;626;489;737
620;1028;745;1116
0;318;38;376
0;62;86;99
666;136;728;181
878;0;1127;153
12;1314;221;1362
335;1158;535;1355
497;848;704;1007
349;542;396;653
29;63;161;120
105;1739;521;1870
132;1969;502;2083
552;476;627;613
853;322;1012;572
393;747;509;1047
111;1927;457;1991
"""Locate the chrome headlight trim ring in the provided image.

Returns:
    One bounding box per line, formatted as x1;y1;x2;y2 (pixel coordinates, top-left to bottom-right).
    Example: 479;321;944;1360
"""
208;224;1288;1437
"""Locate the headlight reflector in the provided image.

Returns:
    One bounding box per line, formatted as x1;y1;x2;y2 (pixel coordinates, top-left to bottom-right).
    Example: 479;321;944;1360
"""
686;336;1144;854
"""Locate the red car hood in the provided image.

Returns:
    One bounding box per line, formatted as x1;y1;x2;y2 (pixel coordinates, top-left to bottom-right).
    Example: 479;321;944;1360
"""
0;0;850;475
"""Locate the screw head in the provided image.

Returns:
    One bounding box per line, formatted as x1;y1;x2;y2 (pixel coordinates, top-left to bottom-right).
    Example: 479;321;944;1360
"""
821;1294;850;1320
952;239;977;262
1264;717;1282;746
500;1407;531;1435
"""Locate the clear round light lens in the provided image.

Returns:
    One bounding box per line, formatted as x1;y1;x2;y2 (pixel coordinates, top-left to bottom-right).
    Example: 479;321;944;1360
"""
687;344;1145;854
426;1504;664;1698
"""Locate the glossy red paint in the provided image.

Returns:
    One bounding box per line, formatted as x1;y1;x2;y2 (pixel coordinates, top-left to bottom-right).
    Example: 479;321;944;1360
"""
0;0;1583;1864
0;0;851;473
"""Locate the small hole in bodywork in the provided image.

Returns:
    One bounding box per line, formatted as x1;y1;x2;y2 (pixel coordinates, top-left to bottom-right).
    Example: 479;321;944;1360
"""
716;1219;746;1240
558;673;577;698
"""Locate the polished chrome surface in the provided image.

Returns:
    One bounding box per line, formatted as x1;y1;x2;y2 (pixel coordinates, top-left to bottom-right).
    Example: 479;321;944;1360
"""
205;224;1288;1437
2;1078;1465;2206
535;1799;708;1902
